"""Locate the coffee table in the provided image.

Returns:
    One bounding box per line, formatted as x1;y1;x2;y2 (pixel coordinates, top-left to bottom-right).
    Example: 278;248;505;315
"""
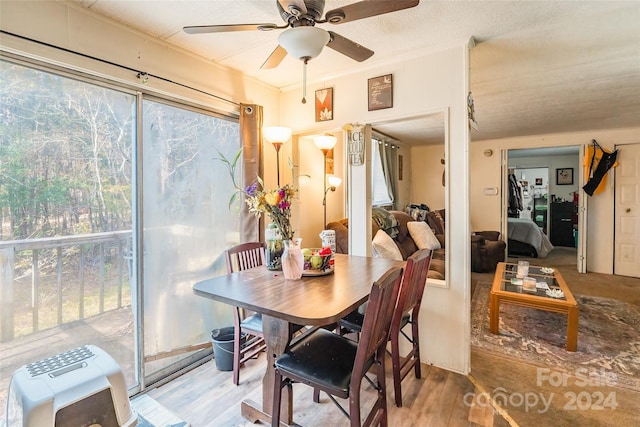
489;262;579;351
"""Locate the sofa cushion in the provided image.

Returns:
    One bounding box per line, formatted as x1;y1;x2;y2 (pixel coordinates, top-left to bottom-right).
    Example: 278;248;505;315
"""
426;209;446;235
372;207;399;239
326;220;349;254
407;221;441;250
372;229;403;260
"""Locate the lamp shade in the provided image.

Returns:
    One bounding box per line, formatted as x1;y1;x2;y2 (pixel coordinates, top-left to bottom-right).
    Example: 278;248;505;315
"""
314;135;337;151
263;126;292;143
328;176;342;188
278;27;330;61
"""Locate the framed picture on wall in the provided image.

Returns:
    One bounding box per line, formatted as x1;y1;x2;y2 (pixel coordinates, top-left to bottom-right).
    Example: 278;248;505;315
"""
367;74;393;111
557;168;574;185
315;87;333;122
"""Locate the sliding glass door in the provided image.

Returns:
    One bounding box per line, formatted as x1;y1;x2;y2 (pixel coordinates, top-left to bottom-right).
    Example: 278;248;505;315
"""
140;99;240;382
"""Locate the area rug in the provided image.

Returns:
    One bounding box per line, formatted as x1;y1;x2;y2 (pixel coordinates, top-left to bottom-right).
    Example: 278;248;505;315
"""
131;394;190;427
471;282;640;391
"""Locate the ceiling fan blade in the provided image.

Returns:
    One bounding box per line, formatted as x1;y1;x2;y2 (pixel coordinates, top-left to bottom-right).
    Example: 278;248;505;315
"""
278;0;308;16
183;23;278;34
261;45;288;69
324;0;419;24
327;31;374;62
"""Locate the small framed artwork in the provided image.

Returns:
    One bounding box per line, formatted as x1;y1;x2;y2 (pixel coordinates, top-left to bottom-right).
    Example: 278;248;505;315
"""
368;74;393;111
398;155;403;180
535;178;543;186
315;87;333;122
557;168;574;185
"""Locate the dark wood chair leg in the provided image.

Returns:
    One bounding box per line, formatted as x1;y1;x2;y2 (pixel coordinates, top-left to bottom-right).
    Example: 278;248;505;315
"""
233;308;242;385
412;318;421;379
390;330;403;407
313;388;321;403
376;349;389;427
348;382;361;427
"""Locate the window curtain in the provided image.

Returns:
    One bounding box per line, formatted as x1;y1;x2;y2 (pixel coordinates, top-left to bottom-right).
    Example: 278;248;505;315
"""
378;140;399;209
239;103;263;242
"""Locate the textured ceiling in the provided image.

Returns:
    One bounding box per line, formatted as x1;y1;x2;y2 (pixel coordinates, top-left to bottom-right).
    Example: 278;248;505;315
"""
73;0;640;144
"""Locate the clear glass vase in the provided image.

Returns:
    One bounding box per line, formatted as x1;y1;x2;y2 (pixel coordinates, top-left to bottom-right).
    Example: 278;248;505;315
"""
281;238;303;280
265;224;283;271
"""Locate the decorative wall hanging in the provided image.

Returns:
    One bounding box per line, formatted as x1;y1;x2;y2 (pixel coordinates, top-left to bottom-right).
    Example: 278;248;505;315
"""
368;74;393;111
345;124;365;165
315;87;333;122
556;168;574;185
468;92;478;130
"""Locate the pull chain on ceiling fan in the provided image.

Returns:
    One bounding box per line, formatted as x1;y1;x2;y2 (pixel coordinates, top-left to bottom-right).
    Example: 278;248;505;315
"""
184;0;420;103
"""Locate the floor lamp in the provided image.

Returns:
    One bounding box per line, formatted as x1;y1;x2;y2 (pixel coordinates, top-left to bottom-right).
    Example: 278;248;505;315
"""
314;135;338;227
263;126;292;186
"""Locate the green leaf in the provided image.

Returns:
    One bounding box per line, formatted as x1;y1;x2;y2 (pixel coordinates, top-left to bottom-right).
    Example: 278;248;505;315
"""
228;191;238;209
230;147;243;168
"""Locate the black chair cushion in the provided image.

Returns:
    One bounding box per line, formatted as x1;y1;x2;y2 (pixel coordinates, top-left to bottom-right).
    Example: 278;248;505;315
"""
340;310;410;334
240;313;263;334
275;329;364;398
339;310;364;333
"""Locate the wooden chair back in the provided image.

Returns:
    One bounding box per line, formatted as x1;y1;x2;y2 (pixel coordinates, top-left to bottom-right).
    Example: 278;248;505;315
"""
394;248;432;326
351;266;404;382
225;242;265;274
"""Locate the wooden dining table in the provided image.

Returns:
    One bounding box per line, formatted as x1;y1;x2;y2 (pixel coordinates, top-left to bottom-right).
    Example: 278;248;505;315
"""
193;253;404;426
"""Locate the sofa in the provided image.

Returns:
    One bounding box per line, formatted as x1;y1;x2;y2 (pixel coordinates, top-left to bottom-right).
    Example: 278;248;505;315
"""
425;209;506;274
326;209;506;280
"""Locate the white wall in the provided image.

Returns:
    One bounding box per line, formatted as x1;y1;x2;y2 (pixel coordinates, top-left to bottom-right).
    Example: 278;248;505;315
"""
280;45;473;374
470;127;640;274
510;156;580;203
411;144;447;210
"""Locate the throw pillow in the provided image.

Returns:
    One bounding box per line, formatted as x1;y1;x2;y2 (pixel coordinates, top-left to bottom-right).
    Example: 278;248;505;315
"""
407;221;442;250
426;209;445;235
372;229;403;260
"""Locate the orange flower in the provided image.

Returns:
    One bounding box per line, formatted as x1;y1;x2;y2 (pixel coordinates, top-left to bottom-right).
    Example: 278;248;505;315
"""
264;190;281;206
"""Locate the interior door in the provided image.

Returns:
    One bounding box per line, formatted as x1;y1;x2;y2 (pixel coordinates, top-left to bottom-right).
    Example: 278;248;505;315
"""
577;145;588;273
614;143;640;277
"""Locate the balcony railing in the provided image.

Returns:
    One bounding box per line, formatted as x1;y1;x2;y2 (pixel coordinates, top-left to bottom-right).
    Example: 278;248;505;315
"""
0;231;132;342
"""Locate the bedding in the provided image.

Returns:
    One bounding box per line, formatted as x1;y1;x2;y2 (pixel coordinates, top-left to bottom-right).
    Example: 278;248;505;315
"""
507;218;554;258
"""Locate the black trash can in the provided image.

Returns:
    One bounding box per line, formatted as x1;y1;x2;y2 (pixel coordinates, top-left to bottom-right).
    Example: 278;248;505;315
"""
211;327;235;371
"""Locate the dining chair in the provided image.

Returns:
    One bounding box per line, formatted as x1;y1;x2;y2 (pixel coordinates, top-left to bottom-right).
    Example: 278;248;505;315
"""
271;266;404;427
224;242;267;386
338;248;432;407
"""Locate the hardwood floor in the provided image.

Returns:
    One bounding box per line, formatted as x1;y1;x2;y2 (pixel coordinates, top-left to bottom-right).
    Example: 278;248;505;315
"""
146;350;509;427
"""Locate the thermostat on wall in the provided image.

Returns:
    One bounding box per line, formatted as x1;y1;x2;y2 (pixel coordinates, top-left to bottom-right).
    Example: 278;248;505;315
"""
483;187;498;195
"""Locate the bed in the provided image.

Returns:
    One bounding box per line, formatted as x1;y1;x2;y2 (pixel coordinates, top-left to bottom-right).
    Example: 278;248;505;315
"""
507;218;554;258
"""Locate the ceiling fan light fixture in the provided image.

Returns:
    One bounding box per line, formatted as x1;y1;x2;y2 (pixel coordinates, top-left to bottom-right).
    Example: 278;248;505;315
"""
278;26;330;60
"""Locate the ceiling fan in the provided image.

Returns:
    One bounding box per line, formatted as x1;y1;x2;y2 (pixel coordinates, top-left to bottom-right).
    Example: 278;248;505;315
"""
184;0;420;102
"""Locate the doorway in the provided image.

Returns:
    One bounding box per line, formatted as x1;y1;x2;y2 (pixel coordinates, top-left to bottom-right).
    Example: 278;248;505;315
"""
506;146;582;270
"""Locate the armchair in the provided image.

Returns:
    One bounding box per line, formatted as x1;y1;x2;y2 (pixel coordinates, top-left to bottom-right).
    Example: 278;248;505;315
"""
426;209;506;273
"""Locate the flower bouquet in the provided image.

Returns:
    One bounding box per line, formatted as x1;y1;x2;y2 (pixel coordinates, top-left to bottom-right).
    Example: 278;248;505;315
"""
218;148;304;279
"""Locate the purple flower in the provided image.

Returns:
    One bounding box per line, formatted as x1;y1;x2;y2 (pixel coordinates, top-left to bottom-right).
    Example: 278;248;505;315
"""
279;201;290;210
278;188;286;198
245;182;258;196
